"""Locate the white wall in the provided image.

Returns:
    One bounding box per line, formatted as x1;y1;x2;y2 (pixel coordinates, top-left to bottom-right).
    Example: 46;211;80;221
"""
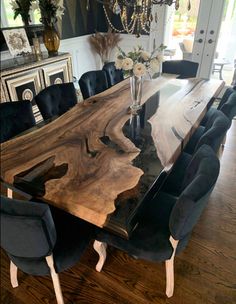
0;33;149;82
59;33;149;81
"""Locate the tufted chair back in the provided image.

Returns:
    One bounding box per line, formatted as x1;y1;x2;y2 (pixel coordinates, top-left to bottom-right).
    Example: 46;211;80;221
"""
162;60;199;79
79;70;109;99
0;100;36;143
35;83;77;120
102;62;124;87
217;87;236;110
192;110;230;153
0;195;56;259
169;145;220;240
220;92;236;122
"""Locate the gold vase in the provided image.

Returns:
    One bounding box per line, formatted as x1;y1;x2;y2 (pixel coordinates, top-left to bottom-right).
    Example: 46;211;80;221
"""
43;25;60;56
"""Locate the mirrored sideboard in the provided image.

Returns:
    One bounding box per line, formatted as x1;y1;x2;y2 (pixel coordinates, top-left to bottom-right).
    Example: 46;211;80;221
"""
0;52;73;122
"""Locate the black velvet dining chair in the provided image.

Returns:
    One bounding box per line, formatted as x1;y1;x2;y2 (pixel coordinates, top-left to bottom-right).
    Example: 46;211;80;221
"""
201;86;236;126
34;82;77;120
93;144;220;298
220;92;236;122
217;87;236;109
162;60;199;79
184;110;231;155
102;62;124;88
79;70;109;100
0;100;36;144
0;195;94;304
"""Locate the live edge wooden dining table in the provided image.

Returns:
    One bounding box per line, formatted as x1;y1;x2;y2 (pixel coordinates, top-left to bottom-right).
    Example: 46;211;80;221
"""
0;75;224;239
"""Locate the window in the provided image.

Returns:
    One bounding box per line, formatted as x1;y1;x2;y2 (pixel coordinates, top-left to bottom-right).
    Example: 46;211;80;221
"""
1;0;41;28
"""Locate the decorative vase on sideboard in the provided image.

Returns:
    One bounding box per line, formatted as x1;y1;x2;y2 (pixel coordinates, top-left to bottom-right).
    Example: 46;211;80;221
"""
43;25;60;56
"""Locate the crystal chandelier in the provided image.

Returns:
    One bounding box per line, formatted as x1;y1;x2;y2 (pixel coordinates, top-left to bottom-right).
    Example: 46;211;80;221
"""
93;0;191;37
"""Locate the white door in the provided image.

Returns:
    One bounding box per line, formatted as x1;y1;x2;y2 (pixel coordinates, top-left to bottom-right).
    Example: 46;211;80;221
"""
192;0;225;79
150;0;226;79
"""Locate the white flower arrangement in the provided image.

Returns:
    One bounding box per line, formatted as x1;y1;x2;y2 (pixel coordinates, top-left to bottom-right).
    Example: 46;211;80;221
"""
38;0;65;26
115;45;166;78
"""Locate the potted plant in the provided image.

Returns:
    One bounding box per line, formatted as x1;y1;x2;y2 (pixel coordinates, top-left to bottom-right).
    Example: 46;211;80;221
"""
89;28;122;66
38;0;65;56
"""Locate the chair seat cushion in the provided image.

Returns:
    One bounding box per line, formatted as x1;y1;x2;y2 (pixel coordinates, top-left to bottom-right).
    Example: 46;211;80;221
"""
96;192;189;262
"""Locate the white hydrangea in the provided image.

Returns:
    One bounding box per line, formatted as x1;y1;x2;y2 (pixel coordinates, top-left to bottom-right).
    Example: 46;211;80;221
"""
133;63;147;77
122;58;134;71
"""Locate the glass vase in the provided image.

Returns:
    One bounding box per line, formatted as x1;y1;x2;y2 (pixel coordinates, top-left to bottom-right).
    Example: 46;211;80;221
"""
130;75;143;111
43;25;60;56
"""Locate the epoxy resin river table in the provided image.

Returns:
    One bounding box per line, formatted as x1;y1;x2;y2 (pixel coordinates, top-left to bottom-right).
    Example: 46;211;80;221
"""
0;75;224;238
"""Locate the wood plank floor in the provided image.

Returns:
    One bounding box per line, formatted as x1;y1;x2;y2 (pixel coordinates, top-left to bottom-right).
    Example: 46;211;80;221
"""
1;121;236;304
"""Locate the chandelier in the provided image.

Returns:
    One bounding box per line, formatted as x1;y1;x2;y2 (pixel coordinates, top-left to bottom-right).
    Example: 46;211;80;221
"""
92;0;191;37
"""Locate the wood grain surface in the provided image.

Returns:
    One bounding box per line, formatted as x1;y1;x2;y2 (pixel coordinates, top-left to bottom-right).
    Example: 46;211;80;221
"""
0;76;224;227
1;121;236;303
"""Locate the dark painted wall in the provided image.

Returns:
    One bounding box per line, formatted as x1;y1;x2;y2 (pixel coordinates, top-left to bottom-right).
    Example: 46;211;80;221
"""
58;0;108;39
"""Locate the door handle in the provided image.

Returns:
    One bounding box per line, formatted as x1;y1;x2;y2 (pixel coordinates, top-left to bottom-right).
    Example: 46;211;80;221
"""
208;39;214;44
196;38;203;43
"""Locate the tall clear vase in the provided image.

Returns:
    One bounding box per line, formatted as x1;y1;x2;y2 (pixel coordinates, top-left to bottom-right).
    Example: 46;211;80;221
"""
130;75;143;111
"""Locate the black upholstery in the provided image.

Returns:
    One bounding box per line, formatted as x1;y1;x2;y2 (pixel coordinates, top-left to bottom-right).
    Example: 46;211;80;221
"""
218;87;236;110
79;70;109;99
102;62;124;87
34;83;77;120
162;60;199;79
0;196;94;276
0;100;36;143
161;151;192;197
201;87;236;126
184;110;231;154
220;92;236;122
96;145;220;262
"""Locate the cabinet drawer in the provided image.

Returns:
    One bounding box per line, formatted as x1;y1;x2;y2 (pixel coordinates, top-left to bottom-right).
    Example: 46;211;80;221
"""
2;69;43;123
42;60;70;86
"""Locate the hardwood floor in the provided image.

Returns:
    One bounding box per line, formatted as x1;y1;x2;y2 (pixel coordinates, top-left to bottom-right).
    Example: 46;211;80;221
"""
1;121;236;304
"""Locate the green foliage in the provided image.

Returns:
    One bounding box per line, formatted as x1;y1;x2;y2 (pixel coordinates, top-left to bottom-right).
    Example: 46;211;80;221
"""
11;0;34;24
38;0;65;26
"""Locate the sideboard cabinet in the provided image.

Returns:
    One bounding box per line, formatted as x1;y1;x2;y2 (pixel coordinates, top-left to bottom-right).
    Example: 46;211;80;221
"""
0;52;73;122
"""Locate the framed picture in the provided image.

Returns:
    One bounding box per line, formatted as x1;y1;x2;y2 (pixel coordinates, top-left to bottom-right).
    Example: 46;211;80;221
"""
2;28;31;57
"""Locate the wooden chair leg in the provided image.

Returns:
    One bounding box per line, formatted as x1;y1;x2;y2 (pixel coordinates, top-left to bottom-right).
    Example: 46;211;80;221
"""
46;254;64;304
10;261;18;288
165;236;179;298
93;240;107;272
165;257;174;297
7;188;13;198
